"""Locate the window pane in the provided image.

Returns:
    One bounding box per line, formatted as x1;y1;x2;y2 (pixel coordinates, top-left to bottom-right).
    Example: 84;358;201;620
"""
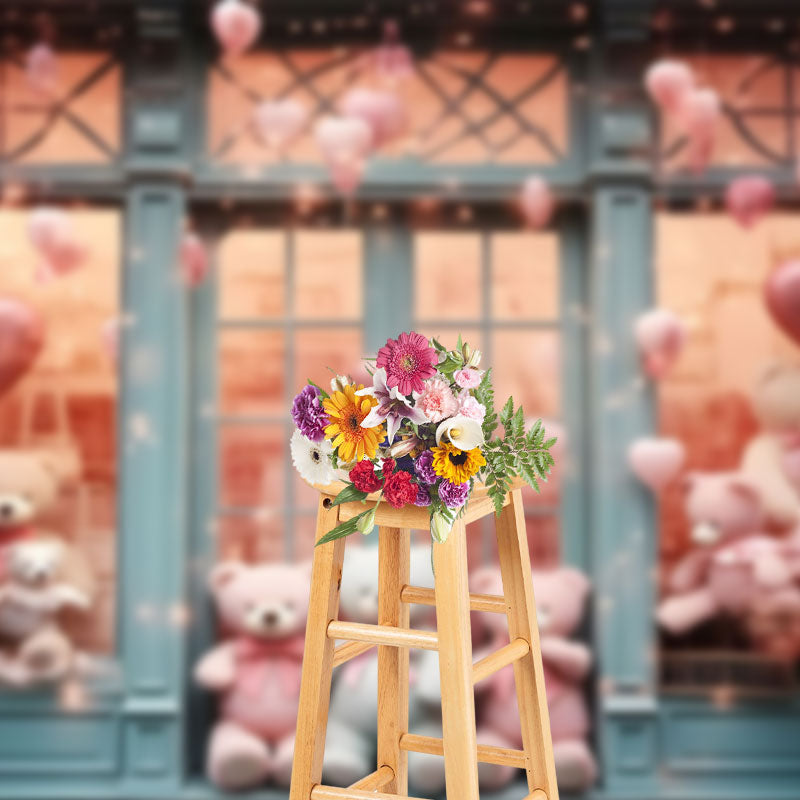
219;230;285;319
491;330;561;419
294;328;363;394
219;329;285;415
415;232;481;321
219;425;285;509
491;232;559;320
2;52;121;165
0;208;119;657
294;231;362;320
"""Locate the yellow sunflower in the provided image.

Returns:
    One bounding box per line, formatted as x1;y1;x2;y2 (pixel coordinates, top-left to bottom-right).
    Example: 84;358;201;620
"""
431;442;486;484
323;384;384;462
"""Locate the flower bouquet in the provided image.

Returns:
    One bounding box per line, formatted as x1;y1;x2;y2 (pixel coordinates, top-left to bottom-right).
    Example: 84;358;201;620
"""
290;331;556;545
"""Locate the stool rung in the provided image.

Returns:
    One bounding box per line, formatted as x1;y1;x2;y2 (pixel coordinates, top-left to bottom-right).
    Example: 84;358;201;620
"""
348;765;394;791
400;584;507;614
311;786;429;800
472;637;530;685
332;640;375;668
399;733;527;769
327;620;439;651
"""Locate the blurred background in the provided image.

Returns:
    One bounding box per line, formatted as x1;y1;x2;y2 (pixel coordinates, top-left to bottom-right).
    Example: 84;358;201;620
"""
1;1;800;798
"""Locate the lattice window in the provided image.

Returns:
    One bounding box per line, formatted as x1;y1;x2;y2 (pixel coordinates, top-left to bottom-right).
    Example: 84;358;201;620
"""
0;51;121;165
208;50;568;165
660;54;800;170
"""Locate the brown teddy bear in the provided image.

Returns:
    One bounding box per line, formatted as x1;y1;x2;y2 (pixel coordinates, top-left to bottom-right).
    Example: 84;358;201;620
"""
0;449;94;686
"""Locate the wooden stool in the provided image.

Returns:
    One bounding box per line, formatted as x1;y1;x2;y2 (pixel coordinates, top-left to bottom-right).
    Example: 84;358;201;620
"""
289;480;558;800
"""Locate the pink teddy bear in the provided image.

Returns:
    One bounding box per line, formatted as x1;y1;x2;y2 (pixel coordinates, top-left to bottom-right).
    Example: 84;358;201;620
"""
470;565;597;793
194;561;310;790
658;473;790;635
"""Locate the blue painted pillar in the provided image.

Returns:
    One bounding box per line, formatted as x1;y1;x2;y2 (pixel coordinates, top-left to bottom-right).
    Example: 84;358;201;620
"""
587;31;660;794
118;2;189;789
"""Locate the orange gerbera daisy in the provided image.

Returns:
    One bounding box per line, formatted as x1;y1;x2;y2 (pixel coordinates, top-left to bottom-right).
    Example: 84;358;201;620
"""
323;384;384;462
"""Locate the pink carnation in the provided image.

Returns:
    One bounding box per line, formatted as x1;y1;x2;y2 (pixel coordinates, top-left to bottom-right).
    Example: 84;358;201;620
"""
417;377;458;422
458;393;486;423
454;368;483;389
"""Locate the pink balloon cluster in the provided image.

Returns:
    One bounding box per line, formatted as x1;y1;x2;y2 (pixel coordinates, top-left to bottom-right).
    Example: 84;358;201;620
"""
644;59;721;174
634;308;687;379
210;0;262;58
314;116;373;195
518;175;555;229
628;437;686;492
724;175;775;228
27;207;88;281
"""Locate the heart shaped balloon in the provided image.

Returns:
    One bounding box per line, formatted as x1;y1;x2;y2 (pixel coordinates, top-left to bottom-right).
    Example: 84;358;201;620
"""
519;175;555;229
634;308;687;379
628;437;686;492
765;260;800;348
725;175;775;228
340;88;406;148
678;88;720;175
315;116;373;194
644;59;694;115
179;233;210;287
28;207;87;280
0;298;45;397
210;0;262;58
253;99;307;151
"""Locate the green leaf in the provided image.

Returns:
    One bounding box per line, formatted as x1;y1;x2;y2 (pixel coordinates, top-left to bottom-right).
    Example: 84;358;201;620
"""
307;379;329;399
316;508;377;546
330;484;369;506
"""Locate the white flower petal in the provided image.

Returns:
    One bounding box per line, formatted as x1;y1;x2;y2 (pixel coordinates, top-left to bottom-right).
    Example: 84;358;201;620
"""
435;415;484;450
360;406;385;429
290;429;335;485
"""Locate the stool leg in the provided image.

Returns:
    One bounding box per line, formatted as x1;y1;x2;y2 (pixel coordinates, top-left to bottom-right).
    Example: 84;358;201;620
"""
289;497;345;800
377;526;411;795
433;519;480;800
495;490;559;800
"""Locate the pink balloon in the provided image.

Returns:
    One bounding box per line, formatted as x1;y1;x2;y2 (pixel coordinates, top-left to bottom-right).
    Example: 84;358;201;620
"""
678;88;720;175
25;42;58;94
253;99;307;151
519;176;555;229
179;233;210;287
210;0;261;58
725;175;775;228
372;20;414;83
628;437;686;492
764;260;800;348
340;88;406;148
644;59;694;114
634;308;687;379
0;298;45;397
315;116;373;194
27;207;87;280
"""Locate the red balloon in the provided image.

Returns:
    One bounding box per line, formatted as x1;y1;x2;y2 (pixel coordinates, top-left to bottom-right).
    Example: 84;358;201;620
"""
765;260;800;348
0;298;45;396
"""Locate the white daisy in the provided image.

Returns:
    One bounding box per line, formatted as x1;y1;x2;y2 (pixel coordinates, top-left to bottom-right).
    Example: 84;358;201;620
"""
290;429;335;485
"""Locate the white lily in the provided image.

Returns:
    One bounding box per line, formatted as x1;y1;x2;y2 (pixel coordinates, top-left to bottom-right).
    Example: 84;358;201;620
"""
435;415;484;450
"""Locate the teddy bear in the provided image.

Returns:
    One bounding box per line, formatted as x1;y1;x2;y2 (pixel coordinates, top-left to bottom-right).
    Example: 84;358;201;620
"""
195;560;312;790
657;472;792;635
0;537;91;686
407;565;596;795
740;363;800;533
323;543;436;788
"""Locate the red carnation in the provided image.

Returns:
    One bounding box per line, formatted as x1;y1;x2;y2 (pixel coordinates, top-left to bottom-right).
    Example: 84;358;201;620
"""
381;458;396;478
349;459;383;493
383;470;417;509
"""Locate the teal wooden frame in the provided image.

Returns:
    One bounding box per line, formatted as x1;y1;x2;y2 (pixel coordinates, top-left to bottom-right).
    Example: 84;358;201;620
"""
3;1;800;798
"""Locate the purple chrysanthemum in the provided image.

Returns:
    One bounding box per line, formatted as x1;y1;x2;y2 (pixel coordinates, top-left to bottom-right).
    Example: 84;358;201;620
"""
438;479;470;509
291;385;329;442
414;450;437;485
414;484;432;507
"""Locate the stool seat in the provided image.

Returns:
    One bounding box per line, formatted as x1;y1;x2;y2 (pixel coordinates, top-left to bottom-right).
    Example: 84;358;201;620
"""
289;485;558;800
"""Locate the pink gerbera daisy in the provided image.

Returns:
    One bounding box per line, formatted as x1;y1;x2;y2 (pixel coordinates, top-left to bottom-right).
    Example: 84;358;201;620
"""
376;331;438;395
